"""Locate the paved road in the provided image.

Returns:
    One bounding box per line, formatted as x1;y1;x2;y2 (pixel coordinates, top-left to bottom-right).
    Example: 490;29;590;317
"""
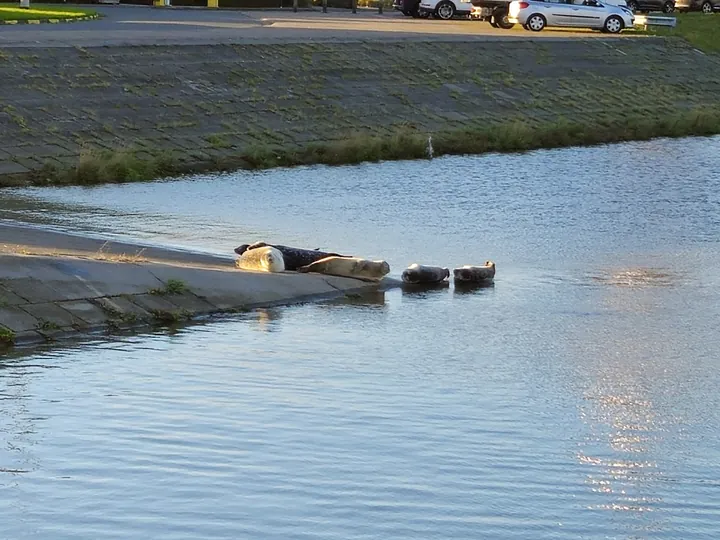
0;5;625;47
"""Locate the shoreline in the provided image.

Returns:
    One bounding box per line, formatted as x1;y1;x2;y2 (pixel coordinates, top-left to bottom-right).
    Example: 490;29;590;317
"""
2;38;719;187
0;224;397;350
7;108;720;187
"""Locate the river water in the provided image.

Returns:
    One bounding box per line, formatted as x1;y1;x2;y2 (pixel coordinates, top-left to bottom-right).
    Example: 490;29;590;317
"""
2;137;720;539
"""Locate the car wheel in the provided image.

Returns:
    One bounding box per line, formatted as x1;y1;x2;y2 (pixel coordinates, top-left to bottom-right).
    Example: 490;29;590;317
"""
493;7;515;28
604;14;624;32
435;1;456;19
526;13;545;30
626;0;638;11
701;0;713;11
662;0;674;11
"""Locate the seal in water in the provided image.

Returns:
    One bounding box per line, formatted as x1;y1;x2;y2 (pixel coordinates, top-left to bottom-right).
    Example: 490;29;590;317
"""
297;256;390;281
235;246;285;273
453;261;496;283
234;242;348;271
401;263;450;284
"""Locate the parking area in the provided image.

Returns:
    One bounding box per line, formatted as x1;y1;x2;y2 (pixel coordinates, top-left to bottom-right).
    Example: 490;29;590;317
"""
0;4;622;47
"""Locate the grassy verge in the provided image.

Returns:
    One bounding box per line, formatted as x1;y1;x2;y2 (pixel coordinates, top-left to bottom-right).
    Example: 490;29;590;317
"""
649;13;720;53
0;3;97;20
17;107;720;187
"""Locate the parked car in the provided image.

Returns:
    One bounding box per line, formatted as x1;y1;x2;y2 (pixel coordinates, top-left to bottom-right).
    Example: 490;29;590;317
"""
674;0;719;12
508;0;634;32
419;0;474;18
625;0;674;12
394;0;431;16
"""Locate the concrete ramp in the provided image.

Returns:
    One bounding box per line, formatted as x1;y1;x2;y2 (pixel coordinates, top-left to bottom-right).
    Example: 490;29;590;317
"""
0;252;384;348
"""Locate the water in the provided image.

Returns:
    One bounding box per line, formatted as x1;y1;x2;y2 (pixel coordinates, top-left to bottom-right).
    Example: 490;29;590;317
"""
2;137;720;539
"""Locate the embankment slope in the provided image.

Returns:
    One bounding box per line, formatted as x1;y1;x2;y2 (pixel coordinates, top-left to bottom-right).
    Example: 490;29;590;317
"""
1;38;719;184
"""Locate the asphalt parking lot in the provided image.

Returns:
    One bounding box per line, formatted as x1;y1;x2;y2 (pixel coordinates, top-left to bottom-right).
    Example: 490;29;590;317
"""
0;4;625;47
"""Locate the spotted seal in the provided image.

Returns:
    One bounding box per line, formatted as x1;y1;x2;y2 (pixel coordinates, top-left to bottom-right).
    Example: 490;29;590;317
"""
401;263;450;284
234;242;348;271
297;256;390;281
235;245;285;273
453;261;496;284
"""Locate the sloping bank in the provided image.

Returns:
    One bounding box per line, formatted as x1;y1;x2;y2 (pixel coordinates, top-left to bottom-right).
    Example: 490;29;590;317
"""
1;37;719;186
0;225;393;349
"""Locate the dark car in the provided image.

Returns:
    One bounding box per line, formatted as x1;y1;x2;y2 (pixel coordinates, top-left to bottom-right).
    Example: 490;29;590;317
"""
674;0;719;11
393;0;430;15
625;0;674;11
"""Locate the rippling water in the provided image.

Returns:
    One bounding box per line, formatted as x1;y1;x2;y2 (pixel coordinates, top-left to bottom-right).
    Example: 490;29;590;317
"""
2;137;720;539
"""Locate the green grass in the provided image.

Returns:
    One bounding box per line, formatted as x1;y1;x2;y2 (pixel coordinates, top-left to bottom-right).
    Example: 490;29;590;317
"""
149;279;189;296
650;13;720;53
0;326;15;346
0;3;97;21
10;106;720;187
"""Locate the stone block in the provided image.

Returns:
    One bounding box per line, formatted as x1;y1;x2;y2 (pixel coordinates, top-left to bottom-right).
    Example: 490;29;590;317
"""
0;161;30;175
162;293;217;315
2;277;77;303
0;306;40;333
22;302;83;330
57;300;110;328
128;294;186;318
0;286;30;306
92;296;152;322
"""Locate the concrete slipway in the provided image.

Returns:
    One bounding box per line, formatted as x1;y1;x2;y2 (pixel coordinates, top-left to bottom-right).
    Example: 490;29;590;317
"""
0;224;393;349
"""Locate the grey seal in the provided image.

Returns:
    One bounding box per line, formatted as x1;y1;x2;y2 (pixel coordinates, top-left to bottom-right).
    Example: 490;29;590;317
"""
453;261;496;284
298;256;390;281
401;263;450;284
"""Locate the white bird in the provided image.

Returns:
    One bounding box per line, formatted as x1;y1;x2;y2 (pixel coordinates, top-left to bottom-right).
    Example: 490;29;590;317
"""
426;135;434;160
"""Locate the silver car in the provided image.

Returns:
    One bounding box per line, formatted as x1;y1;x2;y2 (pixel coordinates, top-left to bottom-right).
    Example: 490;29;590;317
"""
508;0;635;33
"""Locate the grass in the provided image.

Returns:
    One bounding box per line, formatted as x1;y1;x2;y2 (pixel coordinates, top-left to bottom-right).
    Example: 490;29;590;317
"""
28;148;179;186
9;106;720;186
649;13;720;53
149;279;189;296
36;319;60;332
149;308;193;323
0;3;97;21
0;326;15;346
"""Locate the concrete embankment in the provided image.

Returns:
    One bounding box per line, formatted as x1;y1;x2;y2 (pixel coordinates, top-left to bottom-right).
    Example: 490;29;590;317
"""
0;225;390;348
1;38;720;185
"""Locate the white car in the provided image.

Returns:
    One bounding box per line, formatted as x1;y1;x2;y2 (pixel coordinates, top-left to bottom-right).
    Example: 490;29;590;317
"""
508;0;634;32
419;0;474;19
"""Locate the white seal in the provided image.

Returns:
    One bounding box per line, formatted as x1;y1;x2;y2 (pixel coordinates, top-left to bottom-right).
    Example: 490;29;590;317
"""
235;246;285;273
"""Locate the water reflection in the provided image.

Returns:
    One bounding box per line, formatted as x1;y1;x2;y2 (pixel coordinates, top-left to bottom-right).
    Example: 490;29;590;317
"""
250;307;283;333
588;267;682;289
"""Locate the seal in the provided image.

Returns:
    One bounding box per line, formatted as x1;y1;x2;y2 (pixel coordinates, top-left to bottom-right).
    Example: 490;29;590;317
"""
453;261;496;284
297;256;390;281
401;263;450;284
234;242;348;271
235;245;285;273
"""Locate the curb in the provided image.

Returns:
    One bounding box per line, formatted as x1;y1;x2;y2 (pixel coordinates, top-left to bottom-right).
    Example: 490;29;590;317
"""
0;14;99;25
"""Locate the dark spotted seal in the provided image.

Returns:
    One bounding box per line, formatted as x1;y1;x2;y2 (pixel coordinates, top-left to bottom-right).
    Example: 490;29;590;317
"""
401;263;450;284
234;242;348;271
453;261;496;284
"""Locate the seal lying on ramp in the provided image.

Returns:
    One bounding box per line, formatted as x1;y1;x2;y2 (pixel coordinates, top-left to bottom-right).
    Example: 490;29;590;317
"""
236;245;285;273
298;256;390;281
402;264;450;284
234;242;348;271
453;261;496;284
